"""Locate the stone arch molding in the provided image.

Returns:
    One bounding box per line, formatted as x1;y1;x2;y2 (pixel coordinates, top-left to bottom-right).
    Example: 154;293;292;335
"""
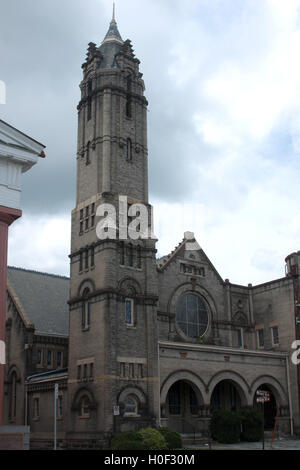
250;375;288;406
207;370;251;406
167;283;217;343
160;369;289;410
168;282;217;321
7;364;21;382
118;276;142;297
118;385;147;406
71;385;97;411
78;278;96;298
160;370;208;405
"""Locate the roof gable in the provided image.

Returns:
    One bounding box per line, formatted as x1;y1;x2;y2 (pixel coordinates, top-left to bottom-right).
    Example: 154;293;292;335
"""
157;232;224;284
7;267;69;336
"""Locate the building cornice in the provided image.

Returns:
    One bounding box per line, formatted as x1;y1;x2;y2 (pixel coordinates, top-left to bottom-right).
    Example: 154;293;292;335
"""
159;340;288;360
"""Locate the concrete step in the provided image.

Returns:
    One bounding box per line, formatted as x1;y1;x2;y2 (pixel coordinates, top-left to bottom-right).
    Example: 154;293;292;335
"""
180;433;206;447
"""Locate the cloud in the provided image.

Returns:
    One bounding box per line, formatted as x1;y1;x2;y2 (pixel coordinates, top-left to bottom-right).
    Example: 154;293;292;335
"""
2;0;300;285
8;214;71;276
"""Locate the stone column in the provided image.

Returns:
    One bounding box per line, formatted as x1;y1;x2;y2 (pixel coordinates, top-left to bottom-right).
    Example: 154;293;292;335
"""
0;205;21;425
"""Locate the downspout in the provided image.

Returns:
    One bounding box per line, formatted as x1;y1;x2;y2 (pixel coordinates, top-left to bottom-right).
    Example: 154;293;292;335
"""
286;355;294;436
24;381;28;426
157;341;161;427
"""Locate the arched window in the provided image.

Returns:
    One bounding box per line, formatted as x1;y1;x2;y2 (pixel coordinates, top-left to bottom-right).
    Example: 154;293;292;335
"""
120;241;125;265
9;372;17;420
137;245;142;269
126;75;132;118
86;141;90;165
79;395;90;418
82;288;91;330
168;382;181;415
128;242;133;266
189;387;198;415
124;395;138;417
125;298;134;326
176;293;209;339
126;138;132;162
87;80;92;121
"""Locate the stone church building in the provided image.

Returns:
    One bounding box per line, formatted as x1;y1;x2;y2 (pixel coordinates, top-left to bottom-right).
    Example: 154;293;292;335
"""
3;14;300;449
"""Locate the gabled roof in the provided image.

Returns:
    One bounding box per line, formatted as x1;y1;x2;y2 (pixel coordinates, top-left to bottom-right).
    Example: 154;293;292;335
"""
0;119;45;162
157;232;224;284
157;236;187;270
7;266;69;337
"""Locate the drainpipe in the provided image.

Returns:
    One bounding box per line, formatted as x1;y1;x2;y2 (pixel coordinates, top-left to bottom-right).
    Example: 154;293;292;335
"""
157;341;161;427
24;381;28;426
286;356;294;436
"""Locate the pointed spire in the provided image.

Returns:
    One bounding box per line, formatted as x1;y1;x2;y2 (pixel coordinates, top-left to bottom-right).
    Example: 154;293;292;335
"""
102;3;123;45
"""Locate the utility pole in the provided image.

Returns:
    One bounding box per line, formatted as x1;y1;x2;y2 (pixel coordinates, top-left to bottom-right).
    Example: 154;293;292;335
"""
54;383;58;450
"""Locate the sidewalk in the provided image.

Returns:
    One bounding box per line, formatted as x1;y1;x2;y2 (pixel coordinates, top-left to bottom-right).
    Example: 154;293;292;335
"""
187;437;300;450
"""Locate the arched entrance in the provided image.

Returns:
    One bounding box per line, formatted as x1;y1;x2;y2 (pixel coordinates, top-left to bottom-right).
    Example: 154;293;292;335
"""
210;380;243;411
253;384;277;429
166;380;201;433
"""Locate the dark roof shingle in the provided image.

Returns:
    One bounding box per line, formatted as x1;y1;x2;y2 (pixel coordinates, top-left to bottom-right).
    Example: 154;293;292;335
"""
7;266;69;336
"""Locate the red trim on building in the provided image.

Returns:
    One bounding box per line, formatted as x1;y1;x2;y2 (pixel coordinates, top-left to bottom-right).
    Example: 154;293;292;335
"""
0;205;22;426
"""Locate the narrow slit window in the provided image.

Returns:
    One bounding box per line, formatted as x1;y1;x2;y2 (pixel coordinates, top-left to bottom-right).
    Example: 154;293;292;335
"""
128;243;133;266
126;138;132;161
137;245;142;269
120;241;125;265
90;246;95;267
125;298;134;326
87;80;92;121
86;141;90;165
126;75;132;118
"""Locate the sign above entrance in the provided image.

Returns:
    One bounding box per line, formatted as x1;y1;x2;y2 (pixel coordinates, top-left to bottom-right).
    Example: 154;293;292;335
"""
256;390;270;403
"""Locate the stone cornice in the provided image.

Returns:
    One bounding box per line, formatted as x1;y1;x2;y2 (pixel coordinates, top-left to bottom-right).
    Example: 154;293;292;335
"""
159;340;288;360
77;84;148;110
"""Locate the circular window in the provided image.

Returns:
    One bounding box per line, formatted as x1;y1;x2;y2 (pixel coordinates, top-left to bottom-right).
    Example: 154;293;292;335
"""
176;293;209;338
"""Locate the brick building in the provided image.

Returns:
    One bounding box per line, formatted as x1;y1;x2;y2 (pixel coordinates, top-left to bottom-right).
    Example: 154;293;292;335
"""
3;13;300;449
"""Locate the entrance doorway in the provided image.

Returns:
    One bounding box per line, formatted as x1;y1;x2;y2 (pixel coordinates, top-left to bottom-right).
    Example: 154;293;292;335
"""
210;380;243;411
254;384;277;429
166;380;200;433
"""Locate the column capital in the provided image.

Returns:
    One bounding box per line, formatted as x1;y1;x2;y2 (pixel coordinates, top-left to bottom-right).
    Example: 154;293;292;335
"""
0;205;22;226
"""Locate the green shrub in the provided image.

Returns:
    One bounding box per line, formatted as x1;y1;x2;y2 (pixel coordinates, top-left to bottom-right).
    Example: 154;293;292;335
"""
210;409;241;444
239;408;262;442
158;427;182;449
110;431;146;450
138;428;168;450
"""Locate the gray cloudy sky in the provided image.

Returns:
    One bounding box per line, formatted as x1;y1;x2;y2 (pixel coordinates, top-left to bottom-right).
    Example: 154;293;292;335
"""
2;0;300;285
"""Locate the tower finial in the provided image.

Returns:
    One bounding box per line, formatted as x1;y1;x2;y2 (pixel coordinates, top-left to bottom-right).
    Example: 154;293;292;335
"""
101;1;123;45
